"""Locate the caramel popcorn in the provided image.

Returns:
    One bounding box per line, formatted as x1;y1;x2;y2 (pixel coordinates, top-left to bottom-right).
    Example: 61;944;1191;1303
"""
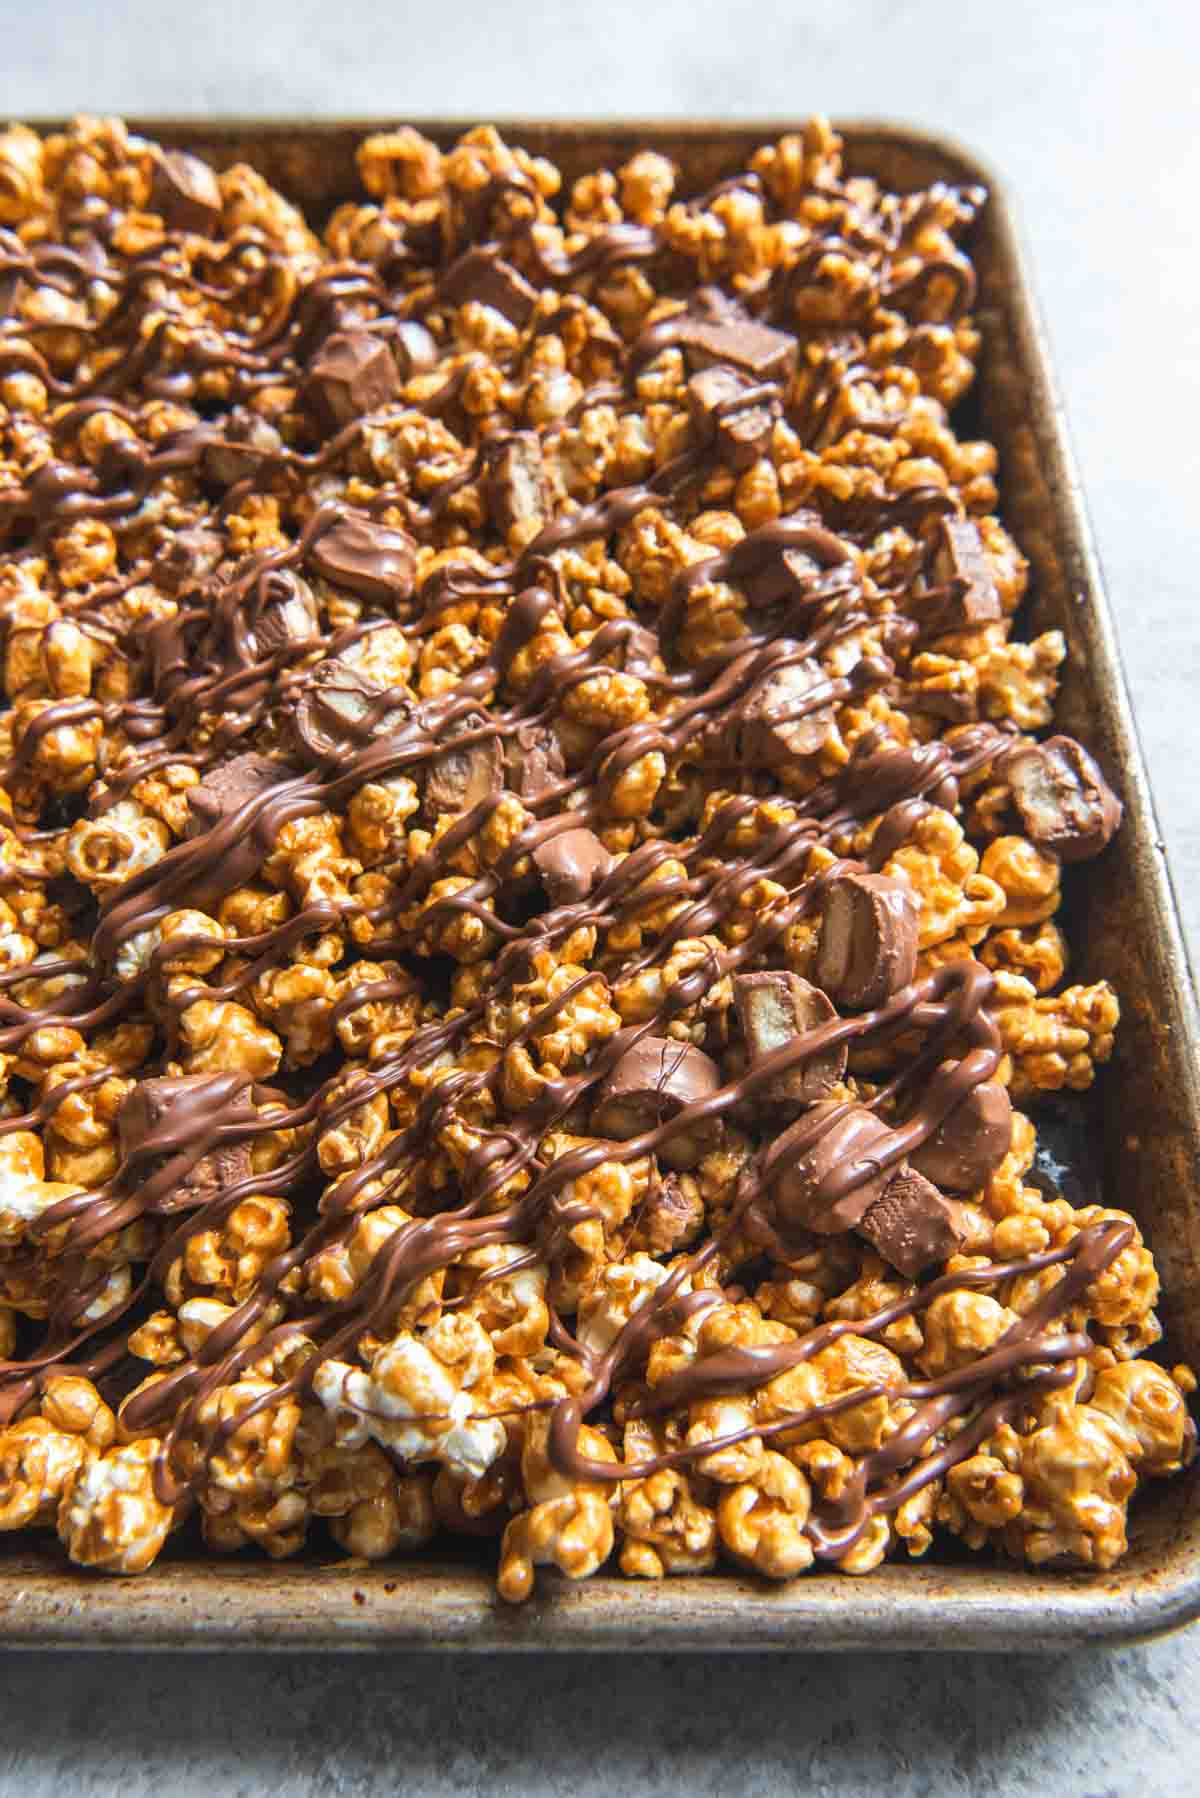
989;970;1119;1099
0;1375;115;1533
0;115;1181;1608
1010;1397;1137;1569
57;1439;177;1574
717;1450;815;1578
313;1315;506;1481
618;1418;717;1577
497;1414;617;1603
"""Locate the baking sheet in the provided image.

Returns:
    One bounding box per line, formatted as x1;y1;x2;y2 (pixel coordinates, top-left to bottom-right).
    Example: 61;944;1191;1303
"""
2;118;1197;1651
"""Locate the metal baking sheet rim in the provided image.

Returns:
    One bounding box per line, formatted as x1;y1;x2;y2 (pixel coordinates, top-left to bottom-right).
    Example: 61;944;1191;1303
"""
2;116;1198;1653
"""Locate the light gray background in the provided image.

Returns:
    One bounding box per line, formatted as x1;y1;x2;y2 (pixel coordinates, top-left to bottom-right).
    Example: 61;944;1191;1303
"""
3;1;1198;1792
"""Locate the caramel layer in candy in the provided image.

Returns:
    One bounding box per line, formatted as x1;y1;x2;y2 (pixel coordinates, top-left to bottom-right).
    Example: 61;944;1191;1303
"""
592;1035;720;1170
532;824;612;906
151;149;222;234
769;1102;896;1236
815;871;919;1010
425;713;503;816
857;1166;965;1278
186;753;289;837
300;331;399;434
307;511;416;605
734;970;845;1110
1007;734;1122;862
909;1066;1013;1192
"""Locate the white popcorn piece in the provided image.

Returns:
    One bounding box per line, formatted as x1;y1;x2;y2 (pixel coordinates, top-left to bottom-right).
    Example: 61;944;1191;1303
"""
114;923;161;981
577;1252;688;1357
80;1263;132;1325
0;1170;84;1249
0;1170;61;1226
313;1316;505;1482
58;1441;173;1574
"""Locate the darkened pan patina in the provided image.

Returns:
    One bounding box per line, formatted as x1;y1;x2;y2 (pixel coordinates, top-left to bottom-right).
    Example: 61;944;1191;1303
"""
1;118;1196;1652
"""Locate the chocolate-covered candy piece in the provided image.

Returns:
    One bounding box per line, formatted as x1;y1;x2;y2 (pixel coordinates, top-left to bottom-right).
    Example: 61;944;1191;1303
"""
505;722;565;800
117;1075;192;1156
532;824;613;906
251;569;319;654
769;1102;897;1236
201;1138;253;1196
1007;735;1122;863
393;319;438;376
674;288;796;382
440;248;539;326
736;520;852;614
909;1066;1013;1192
118;1071;246;1157
203;411;282;487
291;661;409;761
154;525;224;594
485;432;549;537
167;1138;250;1207
734;971;845;1110
740;655;833;763
815;871;919;1010
307;511;416;606
917;517;1002;638
300;330;399;434
847;738;958;815
687;366;777;470
151;149;222;234
857;1165;965;1278
592;1035;721;1170
425;712;503;817
118;1077;252;1205
186;752;288;837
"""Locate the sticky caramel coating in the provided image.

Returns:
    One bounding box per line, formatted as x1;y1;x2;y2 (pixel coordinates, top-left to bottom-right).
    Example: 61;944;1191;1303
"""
0;116;1186;1597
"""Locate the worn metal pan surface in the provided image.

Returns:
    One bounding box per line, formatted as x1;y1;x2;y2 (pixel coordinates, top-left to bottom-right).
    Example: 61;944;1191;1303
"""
2;118;1197;1652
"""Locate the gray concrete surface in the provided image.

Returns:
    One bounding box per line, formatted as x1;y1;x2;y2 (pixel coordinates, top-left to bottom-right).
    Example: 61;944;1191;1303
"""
2;1;1198;1792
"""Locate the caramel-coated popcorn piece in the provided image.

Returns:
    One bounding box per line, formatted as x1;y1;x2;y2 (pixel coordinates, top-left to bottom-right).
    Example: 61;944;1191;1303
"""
717;1450;814;1578
57;1439;177;1575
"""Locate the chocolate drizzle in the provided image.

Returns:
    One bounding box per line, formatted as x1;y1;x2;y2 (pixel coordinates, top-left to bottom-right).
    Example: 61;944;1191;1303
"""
0;124;1142;1574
